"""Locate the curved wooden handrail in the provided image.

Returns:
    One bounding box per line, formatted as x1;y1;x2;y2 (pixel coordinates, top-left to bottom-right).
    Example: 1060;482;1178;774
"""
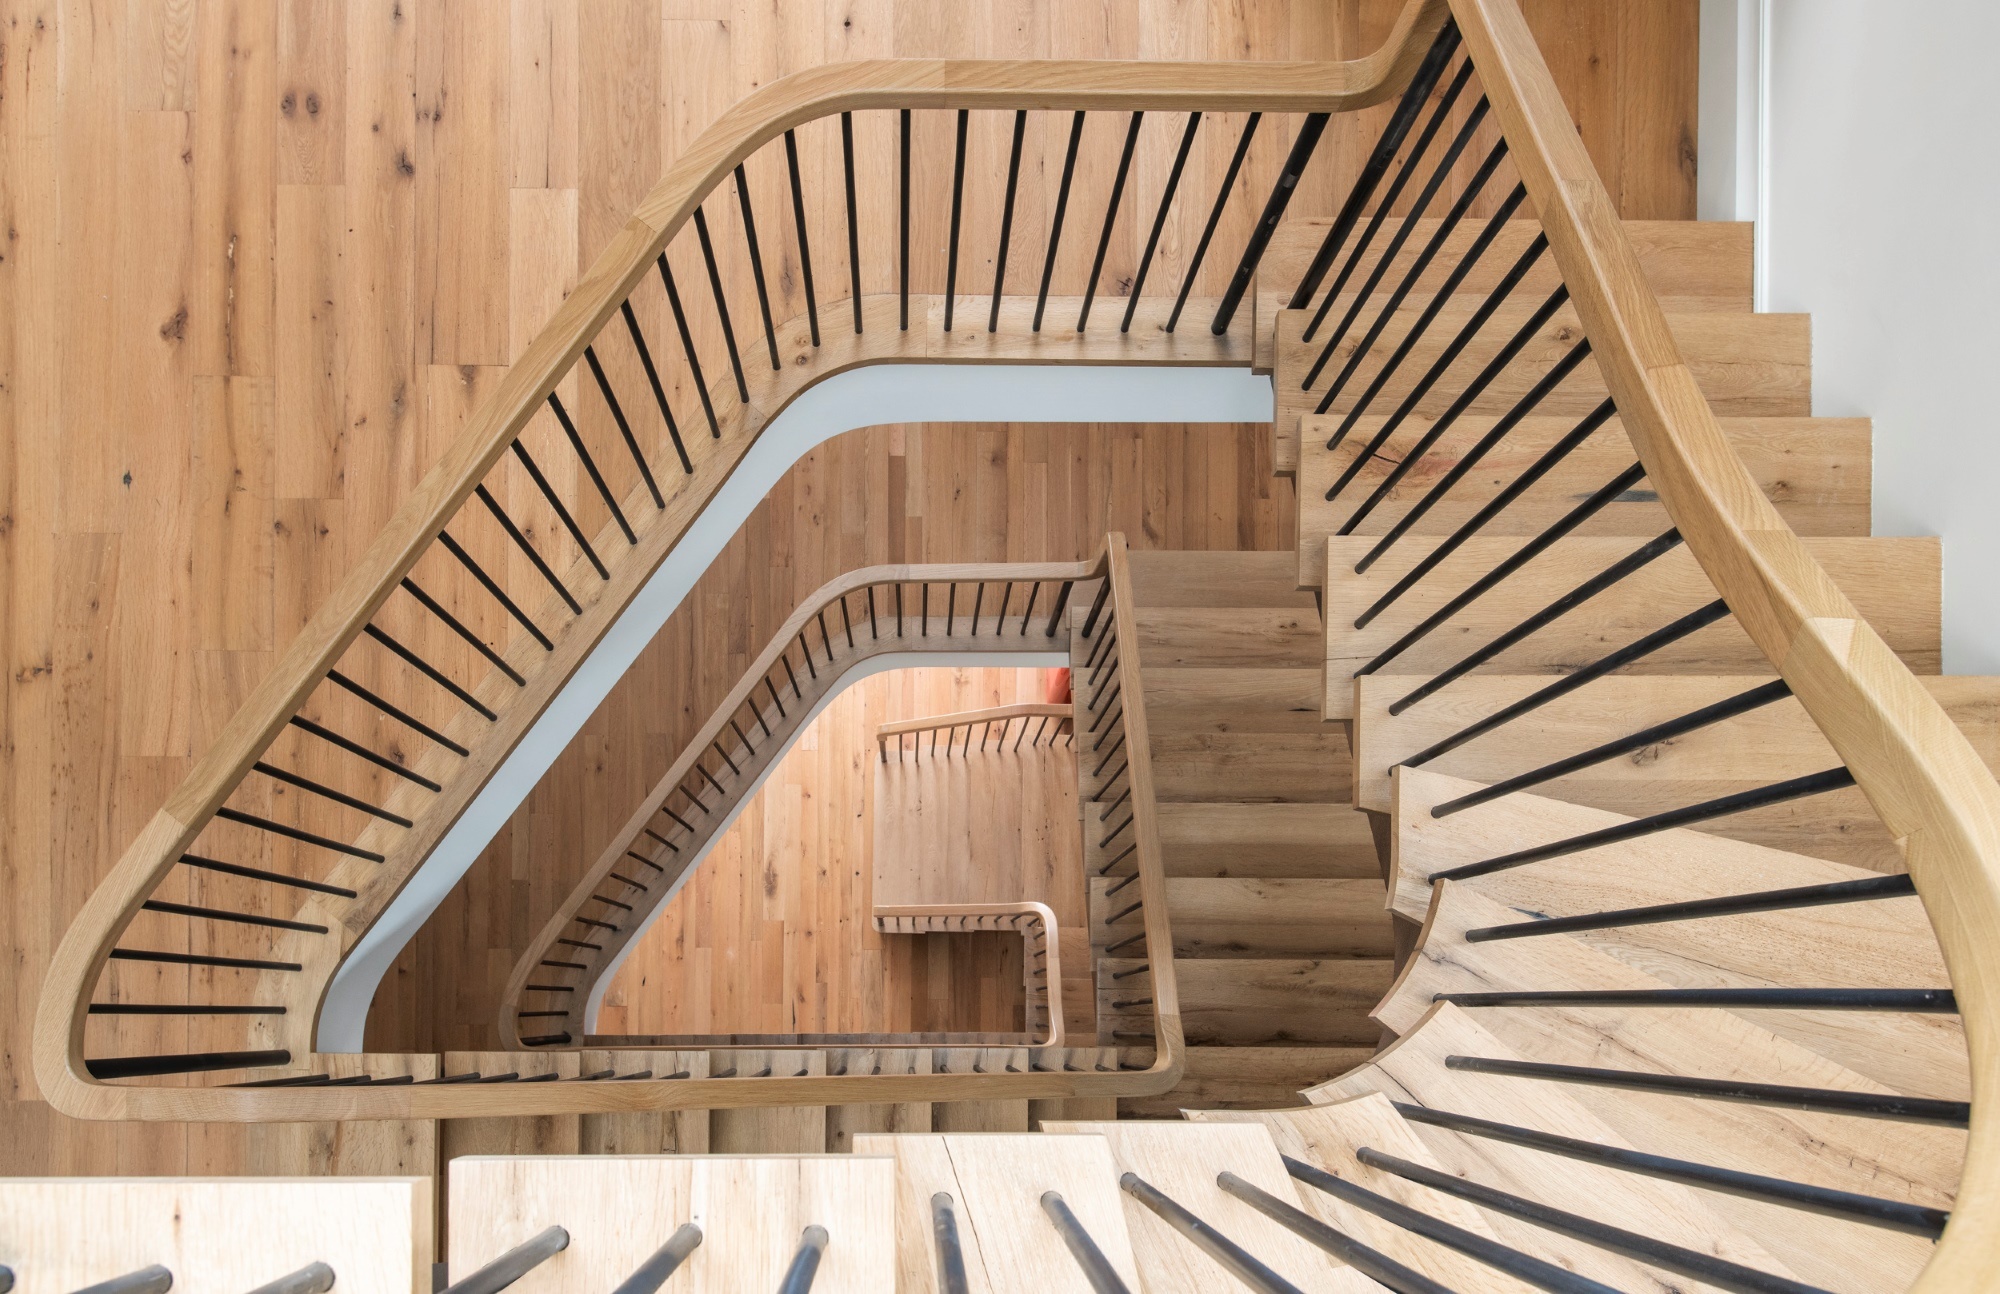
500;553;1107;1048
876;703;1073;754
1449;0;2000;1285
35;10;1450;1120
873;902;1066;1047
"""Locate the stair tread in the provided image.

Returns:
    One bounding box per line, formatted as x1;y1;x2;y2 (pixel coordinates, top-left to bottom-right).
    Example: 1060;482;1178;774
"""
1101;957;1393;1046
1118;1045;1376;1117
1255;219;1753;374
1307;1004;1808;1292
854;1132;1142;1289
1143;666;1326;734
1391;766;1966;1099
1126;548;1319;608
1148;732;1349;804
1366;893;1953;1292
1137;606;1324;668
1321;534;1941;719
1270;302;1810;473
1149;802;1382;878
1038;1119;1383;1291
1191;1097;1520;1291
1091;877;1394;960
1295;413;1870;589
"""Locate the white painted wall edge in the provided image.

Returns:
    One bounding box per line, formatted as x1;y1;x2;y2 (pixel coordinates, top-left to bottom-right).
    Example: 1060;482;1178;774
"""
317;361;1273;1050
580;647;1068;1033
1698;0;1768;305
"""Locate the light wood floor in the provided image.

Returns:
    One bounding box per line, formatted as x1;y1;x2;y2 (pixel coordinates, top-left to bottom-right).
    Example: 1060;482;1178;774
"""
596;664;1075;1039
0;0;1696;1173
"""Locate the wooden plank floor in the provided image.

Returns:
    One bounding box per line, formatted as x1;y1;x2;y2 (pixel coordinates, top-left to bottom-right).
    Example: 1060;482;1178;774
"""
595;664;1079;1038
0;0;1696;1173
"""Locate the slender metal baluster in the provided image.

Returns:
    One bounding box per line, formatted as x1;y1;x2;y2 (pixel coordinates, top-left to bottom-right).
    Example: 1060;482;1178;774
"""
243;1262;337;1294
475;482;584;611
899;108;911;331
1349;342;1600;563
582;347;666;506
609;1223;703;1294
841;111;862;334
1119;112;1200;333
944;108;969;332
659;257;721;439
1040;1192;1132;1293
182;849;361;896
1166;113;1259;333
691;208;749;401
1354;398;1617;608
619;301;693;474
1211;111;1330;335
1331;282;1572;512
1467;873;1919;943
1324;182;1528;449
1284;1155;1618;1294
1307;93;1493;386
363;622;495;720
777;1226;830;1294
1301;59;1474;345
1308;129;1507;395
510;436;608;576
989;110;1028;332
1356;1144;1832;1293
1321;233;1550;435
734;162;781;368
1218;1173;1456;1294
439;1226;570;1294
72;1267;174;1294
1434;678;1794;815
1034;112;1087;333
328;667;469;753
1078;111;1144;332
1288;20;1461;309
1442;1051;1966;1125
1402;598;1732;766
1381;525;1681;707
1356;460;1647;650
1119;1173;1304;1294
1435;767;1860;881
931;1194;971;1294
783;128;820;345
254;759;411;824
437;529;553;649
546;392;635;543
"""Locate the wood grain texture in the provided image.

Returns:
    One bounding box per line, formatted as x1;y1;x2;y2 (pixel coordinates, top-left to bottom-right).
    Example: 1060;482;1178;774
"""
1;0;1696;1167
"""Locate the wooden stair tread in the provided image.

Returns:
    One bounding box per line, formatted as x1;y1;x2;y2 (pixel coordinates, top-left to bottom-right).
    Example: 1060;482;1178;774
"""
1151;802;1381;879
1270;302;1810;474
1254;219;1754;374
1191;1097;1527;1291
1321;534;1941;720
1389;768;1967;1100
1039;1120;1383;1292
854;1132;1143;1290
1295;413;1870;589
1142;667;1326;734
1136;606;1324;668
1101;957;1393;1046
1147;732;1349;804
1310;1003;1810;1292
1117;1045;1375;1118
1364;896;1956;1292
1092;877;1393;961
1126;548;1319;608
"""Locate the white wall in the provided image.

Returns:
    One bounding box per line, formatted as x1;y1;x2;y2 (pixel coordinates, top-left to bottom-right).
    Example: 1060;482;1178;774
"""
1755;2;2000;672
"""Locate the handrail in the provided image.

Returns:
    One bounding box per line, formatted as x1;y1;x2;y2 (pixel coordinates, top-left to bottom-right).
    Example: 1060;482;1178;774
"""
501;553;1106;1047
874;901;1067;1047
35;9;1448;1119
876;703;1073;759
1448;0;2000;1286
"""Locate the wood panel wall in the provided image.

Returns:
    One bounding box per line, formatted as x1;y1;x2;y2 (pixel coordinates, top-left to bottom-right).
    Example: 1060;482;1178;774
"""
0;0;1696;1174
